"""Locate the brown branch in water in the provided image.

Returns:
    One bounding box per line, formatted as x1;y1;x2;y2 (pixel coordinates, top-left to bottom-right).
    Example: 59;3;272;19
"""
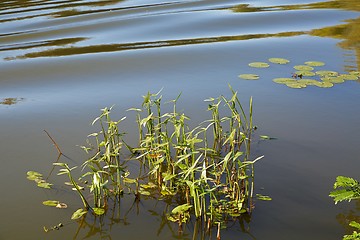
44;129;62;155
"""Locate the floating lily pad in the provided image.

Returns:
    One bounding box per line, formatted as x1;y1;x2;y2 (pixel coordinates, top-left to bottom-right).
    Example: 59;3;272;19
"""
295;70;315;77
248;62;270;68
298;79;320;85
321;77;345;83
43;200;60;207
304;61;325;67
286;82;307;89
238;74;259;80
71;208;88;220
293;65;314;71
338;74;358;80
349;71;360;76
272;78;296;84
315;70;338;77
268;58;290;64
314;81;334;88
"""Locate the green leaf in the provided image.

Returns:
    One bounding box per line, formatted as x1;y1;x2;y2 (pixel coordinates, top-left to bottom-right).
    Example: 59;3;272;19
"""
304;61;325;67
26;171;42;180
238;74;259;80
71;208;88;220
260;135;277;140
138;189;151;196
329;189;357;204
272;78;296;84
349;71;360;76
123;177;137;184
37;182;52;189
256;194;272;201
295;70;315;77
248;62;269;68
313;81;334;88
315;70;338;77
333;176;359;189
349;221;360;230
339;74;358;81
293;65;314;71
93;207;105;216
268;58;290;64
42;200;59;207
171;203;192;214
286;82;307;89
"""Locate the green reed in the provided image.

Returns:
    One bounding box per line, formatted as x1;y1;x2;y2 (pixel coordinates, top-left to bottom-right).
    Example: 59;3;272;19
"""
34;86;265;236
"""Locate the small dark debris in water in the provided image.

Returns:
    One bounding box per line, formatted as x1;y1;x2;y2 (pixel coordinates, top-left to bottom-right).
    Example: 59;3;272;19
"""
44;223;64;232
292;73;302;79
0;97;24;105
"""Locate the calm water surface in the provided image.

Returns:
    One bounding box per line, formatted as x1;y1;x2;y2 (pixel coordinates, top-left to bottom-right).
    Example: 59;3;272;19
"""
0;0;360;239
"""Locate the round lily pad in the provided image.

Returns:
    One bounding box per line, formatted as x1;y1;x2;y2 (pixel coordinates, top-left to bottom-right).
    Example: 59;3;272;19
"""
321;77;345;83
248;62;270;68
298;79;320;85
295;70;315;77
268;58;290;64
304;61;325;67
293;65;314;71
238;74;259;80
314;81;334;88
273;78;296;84
315;70;338;77
286;82;307;89
349;71;360;76
338;74;358;80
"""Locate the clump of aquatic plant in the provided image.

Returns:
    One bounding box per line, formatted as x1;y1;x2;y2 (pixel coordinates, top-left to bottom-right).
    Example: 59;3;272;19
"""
330;176;360;240
239;58;359;88
29;86;268;238
127;85;265;235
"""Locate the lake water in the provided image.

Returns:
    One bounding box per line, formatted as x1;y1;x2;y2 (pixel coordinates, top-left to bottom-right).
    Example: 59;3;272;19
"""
0;0;360;239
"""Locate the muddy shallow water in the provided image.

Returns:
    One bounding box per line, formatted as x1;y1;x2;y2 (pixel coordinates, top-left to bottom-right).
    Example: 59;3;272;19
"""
0;0;360;239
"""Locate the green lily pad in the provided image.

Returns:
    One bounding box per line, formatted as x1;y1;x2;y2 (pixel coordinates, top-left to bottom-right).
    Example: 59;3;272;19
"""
298;79;320;85
286;82;307;89
71;208;88;220
349;71;360;76
268;58;290;64
295;71;315;77
314;81;334;88
272;78;296;84
293;65;314;71
339;74;358;80
321;77;345;83
238;74;259;80
315;70;338;77
43;200;60;207
304;61;325;67
248;62;270;68
93;207;105;216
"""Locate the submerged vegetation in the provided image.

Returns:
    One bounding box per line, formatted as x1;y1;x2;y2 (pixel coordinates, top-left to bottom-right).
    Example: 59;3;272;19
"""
239;58;360;88
28;86;269;238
